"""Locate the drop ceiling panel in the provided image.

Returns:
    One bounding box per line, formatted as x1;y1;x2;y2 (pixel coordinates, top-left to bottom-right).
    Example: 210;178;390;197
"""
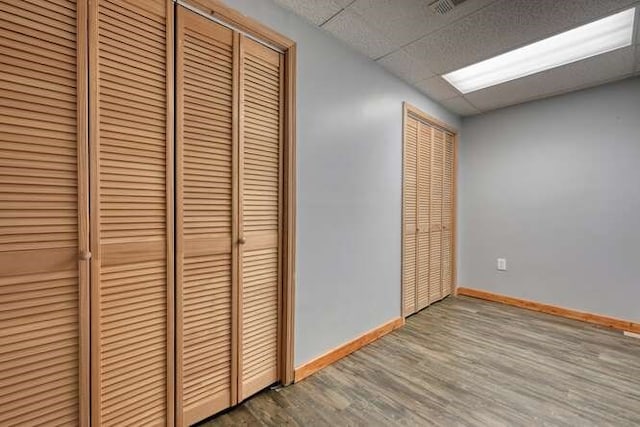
441;97;481;116
272;0;353;25
405;0;639;74
414;76;460;101
273;0;640;115
322;8;398;58
466;46;636;111
350;0;497;48
376;49;435;83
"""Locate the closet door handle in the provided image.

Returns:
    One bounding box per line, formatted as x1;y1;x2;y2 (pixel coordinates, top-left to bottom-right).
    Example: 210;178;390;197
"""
238;237;246;245
79;251;92;261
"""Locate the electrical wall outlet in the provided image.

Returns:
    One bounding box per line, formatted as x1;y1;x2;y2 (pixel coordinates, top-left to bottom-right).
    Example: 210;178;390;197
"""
497;258;507;271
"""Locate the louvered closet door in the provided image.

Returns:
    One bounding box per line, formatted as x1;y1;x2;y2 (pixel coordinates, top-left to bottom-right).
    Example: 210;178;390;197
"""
428;127;445;304
176;7;236;426
238;36;283;400
441;133;455;297
416;122;432;311
0;0;89;425
402;117;418;315
403;108;456;316
89;0;173;425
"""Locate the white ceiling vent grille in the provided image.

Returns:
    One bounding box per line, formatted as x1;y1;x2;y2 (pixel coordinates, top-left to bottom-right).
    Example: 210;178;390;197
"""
429;0;467;15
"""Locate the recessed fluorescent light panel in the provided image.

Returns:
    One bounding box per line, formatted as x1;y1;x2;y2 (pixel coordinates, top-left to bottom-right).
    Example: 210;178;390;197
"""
442;8;636;94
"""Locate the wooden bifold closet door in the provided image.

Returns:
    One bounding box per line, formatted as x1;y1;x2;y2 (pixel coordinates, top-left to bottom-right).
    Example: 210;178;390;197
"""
238;34;283;403
176;7;235;425
0;0;89;425
402;117;418;314
89;0;174;425
176;6;284;425
402;106;456;317
0;1;290;425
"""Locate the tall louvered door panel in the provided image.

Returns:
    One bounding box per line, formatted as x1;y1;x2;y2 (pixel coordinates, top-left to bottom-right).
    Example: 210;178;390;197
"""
428;127;445;304
176;7;236;426
238;37;284;401
441;133;455;297
402;118;418;316
89;0;174;425
416;123;432;311
0;0;88;424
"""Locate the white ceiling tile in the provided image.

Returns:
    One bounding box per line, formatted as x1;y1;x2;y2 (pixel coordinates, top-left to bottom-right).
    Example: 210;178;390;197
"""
405;0;639;74
272;0;353;26
440;97;481;116
376;49;435;83
322;8;398;58
275;0;640;108
350;0;497;47
414;76;460;101
465;46;635;112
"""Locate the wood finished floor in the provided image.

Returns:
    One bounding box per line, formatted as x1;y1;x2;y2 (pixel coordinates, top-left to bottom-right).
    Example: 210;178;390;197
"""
202;296;640;426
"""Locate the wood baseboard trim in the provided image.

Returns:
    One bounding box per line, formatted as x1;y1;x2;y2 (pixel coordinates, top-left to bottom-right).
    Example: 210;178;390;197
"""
293;317;405;383
457;287;640;334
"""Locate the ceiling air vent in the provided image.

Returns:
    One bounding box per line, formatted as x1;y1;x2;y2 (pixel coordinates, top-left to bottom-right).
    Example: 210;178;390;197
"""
429;0;467;15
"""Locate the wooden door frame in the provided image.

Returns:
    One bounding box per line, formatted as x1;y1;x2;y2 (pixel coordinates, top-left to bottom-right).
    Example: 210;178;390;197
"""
178;0;297;387
166;1;176;424
77;2;90;426
401;103;458;318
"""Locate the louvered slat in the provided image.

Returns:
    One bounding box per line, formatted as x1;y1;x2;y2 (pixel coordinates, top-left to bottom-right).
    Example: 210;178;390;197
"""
0;0;83;425
402;118;417;315
239;37;282;400
91;1;170;425
176;8;235;425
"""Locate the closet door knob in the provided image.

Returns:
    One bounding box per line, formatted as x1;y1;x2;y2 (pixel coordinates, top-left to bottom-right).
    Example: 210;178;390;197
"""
238;237;246;245
79;251;92;261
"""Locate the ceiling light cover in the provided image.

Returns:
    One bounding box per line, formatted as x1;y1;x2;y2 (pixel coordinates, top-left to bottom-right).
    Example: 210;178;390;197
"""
442;8;636;94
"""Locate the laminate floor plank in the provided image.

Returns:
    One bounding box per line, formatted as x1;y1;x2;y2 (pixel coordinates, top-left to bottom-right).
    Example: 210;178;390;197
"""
200;296;640;426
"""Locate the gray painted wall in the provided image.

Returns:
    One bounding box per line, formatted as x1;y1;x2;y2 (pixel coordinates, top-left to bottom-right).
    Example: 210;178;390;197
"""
219;0;460;365
460;77;640;323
